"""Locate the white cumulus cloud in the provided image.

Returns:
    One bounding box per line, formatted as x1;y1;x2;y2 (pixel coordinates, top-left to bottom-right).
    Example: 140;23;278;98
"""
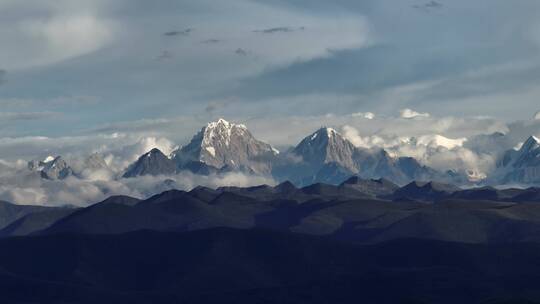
400;108;431;119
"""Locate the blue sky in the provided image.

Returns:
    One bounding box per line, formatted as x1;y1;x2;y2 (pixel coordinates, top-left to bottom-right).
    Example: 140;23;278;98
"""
1;0;540;145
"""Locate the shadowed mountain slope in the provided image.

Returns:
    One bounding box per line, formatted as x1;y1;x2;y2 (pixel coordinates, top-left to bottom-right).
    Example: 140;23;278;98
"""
1;228;540;303
1;182;533;244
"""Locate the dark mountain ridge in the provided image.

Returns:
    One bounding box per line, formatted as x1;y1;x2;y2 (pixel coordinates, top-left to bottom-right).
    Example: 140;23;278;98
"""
0;179;539;245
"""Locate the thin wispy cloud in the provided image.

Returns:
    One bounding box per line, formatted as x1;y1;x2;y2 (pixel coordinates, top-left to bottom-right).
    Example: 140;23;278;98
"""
201;39;221;44
253;26;305;34
0;111;61;121
412;1;444;11
235;48;249;56
163;28;194;37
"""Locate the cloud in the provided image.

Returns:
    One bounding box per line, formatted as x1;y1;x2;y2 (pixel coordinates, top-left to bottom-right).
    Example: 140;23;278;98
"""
201;39;221;44
0;159;275;207
400;108;431;119
1;4;115;70
351;112;375;120
0;130;277;206
0;109;514;164
425;1;443;8
0;110;536;206
535;111;540;120
235;48;249;56
253;26;305;34
341;124;495;178
0;0;373;130
412;1;444;11
164;28;194;36
0;111;60;121
1;0;540;201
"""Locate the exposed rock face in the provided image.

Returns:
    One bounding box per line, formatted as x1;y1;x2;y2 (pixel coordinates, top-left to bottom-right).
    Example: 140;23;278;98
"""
498;136;540;184
288;128;452;186
28;156;55;172
123;148;176;178
172;118;278;175
293;127;358;172
40;156;73;180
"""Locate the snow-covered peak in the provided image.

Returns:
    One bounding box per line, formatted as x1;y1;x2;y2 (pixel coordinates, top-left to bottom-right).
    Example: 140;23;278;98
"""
123;148;176;178
147;148;166;157
28;155;61;172
43;155;55;163
207;118;230;129
201;118;250;149
39;156;73;180
205;118;248;131
309;127;340;142
519;136;540;153
496;135;540;183
294;127;358;171
326;127;338;138
173;119;278;174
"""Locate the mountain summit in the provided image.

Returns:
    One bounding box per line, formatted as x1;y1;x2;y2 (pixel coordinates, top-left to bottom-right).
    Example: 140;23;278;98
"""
284;127;453;186
123;148;176;178
514;136;540;166
172;118;278;174
498;136;540;184
28;156;73;180
293;127;358;172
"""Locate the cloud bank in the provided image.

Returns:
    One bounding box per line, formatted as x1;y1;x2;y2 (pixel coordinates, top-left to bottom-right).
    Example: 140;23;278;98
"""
0;109;537;206
0;162;275;207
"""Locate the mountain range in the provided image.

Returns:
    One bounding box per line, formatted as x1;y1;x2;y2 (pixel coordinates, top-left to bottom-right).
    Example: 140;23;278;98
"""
2;177;540;240
2;177;540;302
27;119;540;188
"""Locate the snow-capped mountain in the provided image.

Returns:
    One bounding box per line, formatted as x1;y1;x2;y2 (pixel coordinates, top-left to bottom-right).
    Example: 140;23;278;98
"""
280;127;459;186
23;118;540;189
293;127;359;173
28;156;73;180
497;136;540;184
28;156;55;172
172;118;278;175
123;148;176;178
83;153;109;170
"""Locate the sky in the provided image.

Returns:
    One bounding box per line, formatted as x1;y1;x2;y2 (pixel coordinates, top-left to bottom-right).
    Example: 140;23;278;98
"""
1;0;540;158
2;0;540;206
